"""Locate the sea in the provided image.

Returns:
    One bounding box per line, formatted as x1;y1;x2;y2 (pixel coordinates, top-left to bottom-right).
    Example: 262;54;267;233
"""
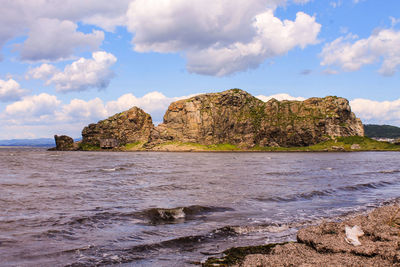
1;147;400;266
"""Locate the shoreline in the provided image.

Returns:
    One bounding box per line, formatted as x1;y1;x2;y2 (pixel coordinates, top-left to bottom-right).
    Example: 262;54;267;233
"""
203;202;400;267
52;136;400;152
47;150;400;153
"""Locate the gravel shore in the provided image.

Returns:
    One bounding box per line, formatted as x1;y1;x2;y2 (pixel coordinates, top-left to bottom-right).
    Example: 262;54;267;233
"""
204;204;400;266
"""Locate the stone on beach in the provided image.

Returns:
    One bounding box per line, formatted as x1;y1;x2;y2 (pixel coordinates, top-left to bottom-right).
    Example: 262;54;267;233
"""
206;205;400;267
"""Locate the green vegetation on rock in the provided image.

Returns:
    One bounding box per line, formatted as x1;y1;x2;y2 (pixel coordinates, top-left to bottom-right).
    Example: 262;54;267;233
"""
63;89;370;151
251;136;400;152
123;141;145;150
78;143;101;151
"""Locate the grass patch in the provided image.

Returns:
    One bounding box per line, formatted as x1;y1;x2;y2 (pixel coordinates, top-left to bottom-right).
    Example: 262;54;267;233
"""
154;141;241;151
252;136;400;152
124;141;145;150
78;143;101;151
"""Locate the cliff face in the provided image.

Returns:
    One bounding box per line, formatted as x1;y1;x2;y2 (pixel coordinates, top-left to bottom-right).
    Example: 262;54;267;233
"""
81;107;154;147
79;89;364;149
151;89;363;147
54;135;77;151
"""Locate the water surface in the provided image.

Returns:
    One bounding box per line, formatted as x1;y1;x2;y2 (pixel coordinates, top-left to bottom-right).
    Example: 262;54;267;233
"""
1;148;400;266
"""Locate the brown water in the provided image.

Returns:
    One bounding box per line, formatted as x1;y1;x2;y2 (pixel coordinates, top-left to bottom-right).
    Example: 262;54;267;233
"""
1;148;400;266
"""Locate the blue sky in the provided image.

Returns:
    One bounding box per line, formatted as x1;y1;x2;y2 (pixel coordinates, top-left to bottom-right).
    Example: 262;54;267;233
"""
0;0;399;139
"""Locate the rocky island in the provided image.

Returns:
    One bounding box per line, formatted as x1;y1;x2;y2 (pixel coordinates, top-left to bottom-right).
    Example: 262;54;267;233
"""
53;88;399;151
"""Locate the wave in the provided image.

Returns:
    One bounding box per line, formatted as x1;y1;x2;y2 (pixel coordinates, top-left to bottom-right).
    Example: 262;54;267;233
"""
355;169;400;176
63;226;239;266
142;205;233;225
59;199;400;266
48;205;233;230
255;180;397;203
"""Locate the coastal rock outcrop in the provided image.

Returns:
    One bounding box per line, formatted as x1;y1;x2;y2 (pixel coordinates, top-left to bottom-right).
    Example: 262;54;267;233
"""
77;89;364;149
151;89;363;147
54;135;76;151
81;107;154;147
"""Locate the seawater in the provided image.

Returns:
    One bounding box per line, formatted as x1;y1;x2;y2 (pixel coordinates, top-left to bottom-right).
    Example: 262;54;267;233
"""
1;148;400;266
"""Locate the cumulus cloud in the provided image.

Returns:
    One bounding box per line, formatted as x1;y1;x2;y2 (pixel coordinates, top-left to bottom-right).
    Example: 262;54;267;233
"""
5;93;61;120
29;51;117;92
0;0;130;60
105;91;198;122
26;64;58;80
256;93;306;102
3;90;400;139
188;11;320;76
127;0;321;76
17;18;104;62
321;29;400;76
0;79;29;102
57;98;108;122
350;98;400;125
1;90;198;135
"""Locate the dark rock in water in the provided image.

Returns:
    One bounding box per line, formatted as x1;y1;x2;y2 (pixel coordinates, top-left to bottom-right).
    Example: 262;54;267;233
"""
53;135;76;151
81;106;154;147
152;89;364;147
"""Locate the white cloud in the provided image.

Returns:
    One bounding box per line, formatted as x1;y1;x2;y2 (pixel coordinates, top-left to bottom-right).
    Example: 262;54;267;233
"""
57;98;108;122
0;91;198;138
350;98;400;125
3;90;400;139
105;91;198;122
321;28;400;76
0;0;130;60
0;79;29;102
127;0;321;76
17;18;104;62
293;0;312;4
29;51;117;92
256;93;306;102
5;93;61;120
26;64;58;80
187;11;320;76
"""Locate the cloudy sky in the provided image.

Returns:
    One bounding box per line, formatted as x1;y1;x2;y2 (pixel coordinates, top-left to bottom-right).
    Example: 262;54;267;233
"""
0;0;399;139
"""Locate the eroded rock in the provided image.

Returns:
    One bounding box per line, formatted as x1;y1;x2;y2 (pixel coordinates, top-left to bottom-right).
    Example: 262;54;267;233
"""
78;89;364;149
54;135;76;151
152;89;364;148
81;106;154;147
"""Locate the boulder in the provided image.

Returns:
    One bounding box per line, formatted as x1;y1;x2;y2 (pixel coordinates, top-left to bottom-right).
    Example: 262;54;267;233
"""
54;135;76;151
81;107;154;147
351;144;361;150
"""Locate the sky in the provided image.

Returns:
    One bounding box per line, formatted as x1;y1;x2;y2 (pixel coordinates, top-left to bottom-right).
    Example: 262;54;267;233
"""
0;0;399;139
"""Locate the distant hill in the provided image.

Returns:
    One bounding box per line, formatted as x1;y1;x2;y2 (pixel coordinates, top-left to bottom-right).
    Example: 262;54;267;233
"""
364;124;400;139
0;138;55;147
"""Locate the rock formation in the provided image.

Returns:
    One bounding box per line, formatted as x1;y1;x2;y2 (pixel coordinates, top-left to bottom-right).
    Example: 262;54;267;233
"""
54;135;76;151
151;89;363;147
77;89;364;149
81;106;154;147
216;204;400;267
